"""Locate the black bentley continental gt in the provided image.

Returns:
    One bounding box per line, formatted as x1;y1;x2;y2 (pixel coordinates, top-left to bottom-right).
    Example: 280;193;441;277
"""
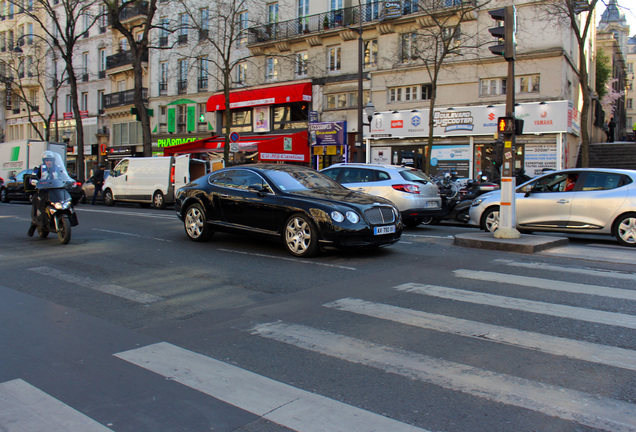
175;164;403;257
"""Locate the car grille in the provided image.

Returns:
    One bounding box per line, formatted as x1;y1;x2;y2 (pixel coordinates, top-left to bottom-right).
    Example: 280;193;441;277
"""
364;206;396;225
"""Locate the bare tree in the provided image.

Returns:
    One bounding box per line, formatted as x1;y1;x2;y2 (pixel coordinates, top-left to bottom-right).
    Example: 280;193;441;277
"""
175;0;258;164
4;37;65;142
15;0;102;182
104;0;159;157
539;0;600;167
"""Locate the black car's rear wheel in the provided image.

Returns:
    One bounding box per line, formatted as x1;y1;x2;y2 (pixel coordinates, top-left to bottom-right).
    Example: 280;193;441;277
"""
0;188;9;203
284;213;319;257
184;203;212;242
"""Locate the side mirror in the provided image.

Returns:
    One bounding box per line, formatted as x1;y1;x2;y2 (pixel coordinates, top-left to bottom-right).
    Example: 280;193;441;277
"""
248;184;266;196
520;184;533;197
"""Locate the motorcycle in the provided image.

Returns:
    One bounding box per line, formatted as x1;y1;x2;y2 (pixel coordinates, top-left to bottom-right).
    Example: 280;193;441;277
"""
26;177;79;244
425;174;499;224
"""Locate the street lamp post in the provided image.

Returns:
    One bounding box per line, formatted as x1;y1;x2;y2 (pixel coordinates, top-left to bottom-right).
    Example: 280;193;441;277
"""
364;101;375;162
355;0;364;163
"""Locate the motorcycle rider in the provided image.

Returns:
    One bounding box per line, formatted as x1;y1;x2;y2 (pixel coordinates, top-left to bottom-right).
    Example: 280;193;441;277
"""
27;151;72;237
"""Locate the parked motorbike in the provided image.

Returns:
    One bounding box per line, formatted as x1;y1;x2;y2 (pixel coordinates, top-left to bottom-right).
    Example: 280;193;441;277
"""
425;174;499;224
26;177;79;244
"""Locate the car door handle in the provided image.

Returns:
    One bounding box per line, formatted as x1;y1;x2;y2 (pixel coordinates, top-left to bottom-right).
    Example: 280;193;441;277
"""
556;199;569;204
355;187;365;191
220;194;229;198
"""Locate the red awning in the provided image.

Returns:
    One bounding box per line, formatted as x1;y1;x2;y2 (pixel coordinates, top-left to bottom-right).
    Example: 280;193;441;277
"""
206;82;312;112
162;131;310;163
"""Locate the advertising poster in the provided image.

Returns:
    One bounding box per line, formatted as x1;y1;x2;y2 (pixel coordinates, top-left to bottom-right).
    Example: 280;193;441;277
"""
253;106;270;132
371;147;392;165
430;145;470;178
524;143;557;176
309;121;347;146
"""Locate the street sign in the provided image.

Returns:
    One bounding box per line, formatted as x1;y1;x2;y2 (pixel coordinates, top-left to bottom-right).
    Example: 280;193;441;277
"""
230;132;240;142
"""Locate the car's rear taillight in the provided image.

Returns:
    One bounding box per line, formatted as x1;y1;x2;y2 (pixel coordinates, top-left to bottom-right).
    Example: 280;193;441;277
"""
170;165;175;184
392;184;420;194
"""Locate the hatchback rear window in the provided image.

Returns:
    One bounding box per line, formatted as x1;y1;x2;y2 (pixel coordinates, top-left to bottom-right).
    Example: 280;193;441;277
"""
582;173;632;191
399;169;431;183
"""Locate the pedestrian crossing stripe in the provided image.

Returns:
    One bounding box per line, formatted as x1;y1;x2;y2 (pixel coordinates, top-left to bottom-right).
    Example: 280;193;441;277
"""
250;321;636;432
115;342;428;432
396;283;636;329
494;259;636;281
324;297;636;371
0;379;112;432
454;269;636;301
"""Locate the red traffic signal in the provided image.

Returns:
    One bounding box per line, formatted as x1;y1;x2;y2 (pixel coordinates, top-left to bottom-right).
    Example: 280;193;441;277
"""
498;117;515;134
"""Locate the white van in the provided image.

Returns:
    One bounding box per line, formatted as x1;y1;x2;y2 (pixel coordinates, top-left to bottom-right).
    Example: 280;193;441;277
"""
103;155;208;209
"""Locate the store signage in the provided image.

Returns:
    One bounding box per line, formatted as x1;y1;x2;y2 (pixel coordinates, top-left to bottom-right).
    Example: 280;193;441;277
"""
157;137;199;147
369;101;576;138
309;121;347;146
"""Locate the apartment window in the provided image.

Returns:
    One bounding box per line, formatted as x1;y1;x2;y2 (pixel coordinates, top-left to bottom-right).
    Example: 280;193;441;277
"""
177;105;187;132
200;8;209;40
236;62;247;84
99;48;106;78
401;33;417;62
227;108;252;132
518;75;540;93
159;61;168;94
119;38;128;51
628;63;633;74
66;94;72;113
179;13;188;44
29;89;38;110
326;91;370;109
238;11;248;44
178;59;188;93
273;102;308;129
198;103;206;122
421;84;432;100
388;85;425;102
296;51;308;77
26;23;33;44
328;46;341;72
198;57;208;91
298;0;309;31
267;2;278;23
83;13;90;37
81;92;88;111
266;57;278;80
628;99;633;109
26;56;33;77
159;17;169;46
364;40;377;68
98;89;104;111
82;52;89;81
99;5;108;31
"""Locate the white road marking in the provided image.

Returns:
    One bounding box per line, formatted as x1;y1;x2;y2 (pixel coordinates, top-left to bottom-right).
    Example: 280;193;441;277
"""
250;321;636;432
0;379;112;432
395;283;636;329
28;266;163;304
218;248;357;270
495;259;636;281
78;208;176;220
402;233;454;239
115;342;427;432
324;297;636;371
92;228;172;242
454;269;636;301
541;245;636;265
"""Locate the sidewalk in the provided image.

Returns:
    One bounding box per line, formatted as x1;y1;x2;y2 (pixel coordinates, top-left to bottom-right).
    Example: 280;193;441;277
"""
454;232;568;254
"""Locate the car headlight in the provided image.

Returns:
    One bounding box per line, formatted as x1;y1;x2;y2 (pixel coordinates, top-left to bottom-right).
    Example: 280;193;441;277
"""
472;198;484;207
331;211;344;222
345;211;360;224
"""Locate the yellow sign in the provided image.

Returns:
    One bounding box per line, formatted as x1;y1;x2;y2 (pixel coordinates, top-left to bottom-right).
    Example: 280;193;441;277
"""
504;140;512;148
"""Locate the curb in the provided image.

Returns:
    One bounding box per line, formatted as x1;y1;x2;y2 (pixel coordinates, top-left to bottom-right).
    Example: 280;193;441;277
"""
454;232;569;254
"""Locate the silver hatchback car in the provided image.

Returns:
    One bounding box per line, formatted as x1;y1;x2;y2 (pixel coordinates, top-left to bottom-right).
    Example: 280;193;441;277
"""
321;163;442;228
469;168;636;246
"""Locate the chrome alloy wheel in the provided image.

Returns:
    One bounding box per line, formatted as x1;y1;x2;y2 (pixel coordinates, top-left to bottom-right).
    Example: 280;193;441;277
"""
185;205;208;240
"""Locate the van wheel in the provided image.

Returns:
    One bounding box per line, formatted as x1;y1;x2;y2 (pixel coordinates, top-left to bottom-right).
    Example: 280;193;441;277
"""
103;189;115;206
1;188;10;203
153;191;166;209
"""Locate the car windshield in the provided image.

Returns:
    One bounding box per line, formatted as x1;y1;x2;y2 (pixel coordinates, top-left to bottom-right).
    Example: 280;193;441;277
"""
264;168;343;192
399;168;431;183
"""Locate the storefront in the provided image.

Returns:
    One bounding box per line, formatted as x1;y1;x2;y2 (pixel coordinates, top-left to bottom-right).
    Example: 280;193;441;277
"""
366;100;581;179
162;131;310;165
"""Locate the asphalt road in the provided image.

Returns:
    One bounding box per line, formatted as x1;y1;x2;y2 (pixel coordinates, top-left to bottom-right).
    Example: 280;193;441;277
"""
1;201;635;432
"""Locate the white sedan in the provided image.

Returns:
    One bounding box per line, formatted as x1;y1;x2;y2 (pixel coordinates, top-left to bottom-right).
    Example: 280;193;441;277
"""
468;168;636;247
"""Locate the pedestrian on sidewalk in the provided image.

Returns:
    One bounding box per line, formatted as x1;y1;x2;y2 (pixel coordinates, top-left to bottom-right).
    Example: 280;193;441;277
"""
92;165;105;205
608;117;616;142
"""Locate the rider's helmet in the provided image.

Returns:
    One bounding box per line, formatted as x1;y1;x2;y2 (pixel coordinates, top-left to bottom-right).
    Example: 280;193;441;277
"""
42;150;56;163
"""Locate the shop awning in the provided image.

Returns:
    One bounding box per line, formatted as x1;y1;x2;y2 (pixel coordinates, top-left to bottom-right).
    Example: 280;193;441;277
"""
206;82;312;112
162;131;310;163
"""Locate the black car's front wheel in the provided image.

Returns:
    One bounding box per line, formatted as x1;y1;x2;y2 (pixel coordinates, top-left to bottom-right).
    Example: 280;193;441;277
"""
284;213;319;257
184;203;212;242
0;188;9;203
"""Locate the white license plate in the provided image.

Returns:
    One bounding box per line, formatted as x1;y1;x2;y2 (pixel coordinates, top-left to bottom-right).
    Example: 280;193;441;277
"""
426;201;438;208
374;225;396;235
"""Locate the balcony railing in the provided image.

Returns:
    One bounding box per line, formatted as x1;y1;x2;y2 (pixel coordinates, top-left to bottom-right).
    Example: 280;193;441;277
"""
103;88;148;109
119;1;149;21
247;0;469;44
177;80;187;94
106;49;148;70
159;81;167;95
198;77;208;92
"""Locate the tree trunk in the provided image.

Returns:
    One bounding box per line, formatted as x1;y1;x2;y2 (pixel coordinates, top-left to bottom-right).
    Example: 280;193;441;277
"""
67;64;85;182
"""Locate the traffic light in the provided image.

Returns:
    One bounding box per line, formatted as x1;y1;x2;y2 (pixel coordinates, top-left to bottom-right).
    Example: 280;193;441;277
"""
488;6;516;60
498;117;515;134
